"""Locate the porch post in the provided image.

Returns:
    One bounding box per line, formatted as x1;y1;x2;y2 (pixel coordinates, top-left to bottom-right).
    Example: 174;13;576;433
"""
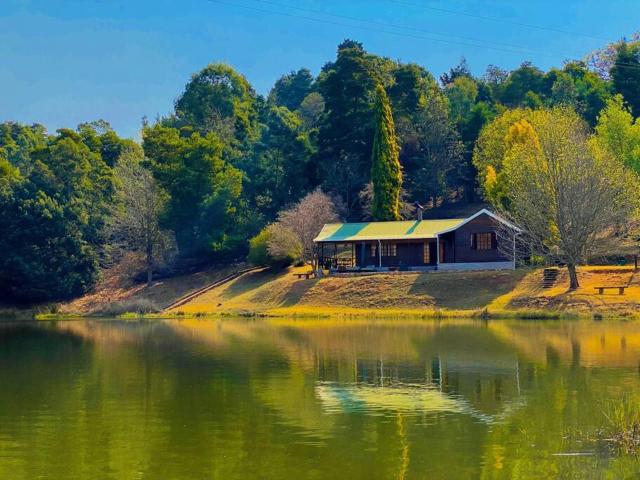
436;235;440;268
377;239;382;268
360;242;365;267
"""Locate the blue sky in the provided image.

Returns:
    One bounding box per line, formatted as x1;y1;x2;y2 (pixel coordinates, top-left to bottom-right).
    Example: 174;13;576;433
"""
1;0;638;138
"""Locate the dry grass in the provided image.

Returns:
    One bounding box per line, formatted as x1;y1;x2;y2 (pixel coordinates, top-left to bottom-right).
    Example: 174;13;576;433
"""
491;266;640;316
50;258;640;320
169;265;640;319
59;253;243;315
173;266;526;317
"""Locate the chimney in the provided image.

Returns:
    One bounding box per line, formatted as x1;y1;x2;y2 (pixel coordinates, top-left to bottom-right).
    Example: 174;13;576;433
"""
414;202;424;221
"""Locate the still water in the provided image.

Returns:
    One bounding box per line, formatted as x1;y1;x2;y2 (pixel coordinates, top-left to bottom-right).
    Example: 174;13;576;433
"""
1;318;640;479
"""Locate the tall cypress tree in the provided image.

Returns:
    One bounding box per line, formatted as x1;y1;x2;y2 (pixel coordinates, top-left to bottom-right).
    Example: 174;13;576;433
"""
370;84;402;221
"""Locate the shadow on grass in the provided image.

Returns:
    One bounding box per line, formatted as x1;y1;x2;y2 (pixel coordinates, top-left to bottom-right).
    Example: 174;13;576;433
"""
408;270;526;310
221;268;286;300
280;278;319;307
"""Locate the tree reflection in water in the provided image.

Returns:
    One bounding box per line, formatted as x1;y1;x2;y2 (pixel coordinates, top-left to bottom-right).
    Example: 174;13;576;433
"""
1;318;640;479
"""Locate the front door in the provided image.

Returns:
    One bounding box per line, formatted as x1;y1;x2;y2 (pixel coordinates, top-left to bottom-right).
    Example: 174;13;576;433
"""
439;240;446;263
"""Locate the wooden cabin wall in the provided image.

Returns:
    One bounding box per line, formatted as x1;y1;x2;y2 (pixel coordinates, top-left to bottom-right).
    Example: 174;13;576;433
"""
451;213;511;263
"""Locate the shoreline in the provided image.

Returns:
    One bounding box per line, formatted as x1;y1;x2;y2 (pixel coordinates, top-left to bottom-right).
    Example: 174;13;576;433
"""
32;306;637;322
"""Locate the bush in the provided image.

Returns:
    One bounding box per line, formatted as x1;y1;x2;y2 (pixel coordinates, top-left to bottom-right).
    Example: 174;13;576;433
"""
96;298;160;316
248;224;301;267
248;228;272;266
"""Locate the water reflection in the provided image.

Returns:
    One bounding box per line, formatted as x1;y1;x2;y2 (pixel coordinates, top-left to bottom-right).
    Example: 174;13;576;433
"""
1;318;640;479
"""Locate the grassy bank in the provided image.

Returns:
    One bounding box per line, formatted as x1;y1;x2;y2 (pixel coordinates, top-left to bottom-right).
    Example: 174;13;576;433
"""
155;265;640;320
29;261;640;320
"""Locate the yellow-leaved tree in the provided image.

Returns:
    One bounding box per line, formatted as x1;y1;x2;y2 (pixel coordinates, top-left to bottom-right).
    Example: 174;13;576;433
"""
498;108;639;289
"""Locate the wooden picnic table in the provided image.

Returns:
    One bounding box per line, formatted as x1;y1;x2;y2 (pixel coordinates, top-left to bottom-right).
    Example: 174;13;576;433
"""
294;272;314;280
594;286;627;295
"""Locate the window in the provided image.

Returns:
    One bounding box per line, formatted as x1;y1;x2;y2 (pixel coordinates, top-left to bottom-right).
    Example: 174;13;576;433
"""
382;243;397;257
372;243;397;257
471;232;495;250
423;242;430;264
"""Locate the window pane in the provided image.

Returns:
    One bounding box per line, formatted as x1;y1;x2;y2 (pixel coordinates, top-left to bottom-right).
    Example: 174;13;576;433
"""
476;233;493;250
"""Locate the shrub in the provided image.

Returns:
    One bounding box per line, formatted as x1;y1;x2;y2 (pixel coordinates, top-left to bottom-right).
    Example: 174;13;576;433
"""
248;228;271;266
96;298;160;316
248;224;301;267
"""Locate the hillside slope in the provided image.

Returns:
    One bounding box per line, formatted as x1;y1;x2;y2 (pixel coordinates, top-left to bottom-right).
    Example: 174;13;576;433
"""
169;266;640;318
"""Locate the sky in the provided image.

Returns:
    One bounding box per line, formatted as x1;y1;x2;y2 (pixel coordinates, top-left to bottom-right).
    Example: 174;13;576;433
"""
1;0;638;139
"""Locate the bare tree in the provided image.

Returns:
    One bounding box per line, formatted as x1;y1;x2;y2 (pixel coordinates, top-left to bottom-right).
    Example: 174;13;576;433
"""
110;150;172;286
276;188;340;263
498;108;639;289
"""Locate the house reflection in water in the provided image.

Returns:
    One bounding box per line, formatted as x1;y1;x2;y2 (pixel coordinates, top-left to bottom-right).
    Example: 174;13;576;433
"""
315;348;524;423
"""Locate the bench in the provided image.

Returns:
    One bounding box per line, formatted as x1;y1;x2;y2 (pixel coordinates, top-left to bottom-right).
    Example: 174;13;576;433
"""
293;272;314;280
594;286;627;295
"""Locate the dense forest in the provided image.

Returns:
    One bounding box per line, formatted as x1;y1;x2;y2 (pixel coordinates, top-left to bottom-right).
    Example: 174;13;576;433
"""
2;35;640;302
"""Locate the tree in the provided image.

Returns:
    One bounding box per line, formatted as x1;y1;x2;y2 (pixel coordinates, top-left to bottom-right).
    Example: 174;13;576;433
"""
142;124;243;257
496;109;638;289
440;57;472;86
611;42;640;118
445;76;478;125
297;92;325;129
316;40;390;217
593;95;640;174
242;106;314;219
473;108;534;182
173;63;259;144
275;189;339;263
268;68;314;111
403;91;465;206
110;148;171;286
0;123;120;302
499;63;545;107
370;84;402;221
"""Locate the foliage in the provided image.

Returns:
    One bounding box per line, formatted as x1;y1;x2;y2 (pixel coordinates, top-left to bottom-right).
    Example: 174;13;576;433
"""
7;37;640;303
593;95;640;174
315;40;384;217
173;63;259;145
142;124;244;257
497;108;639;288
268;68;314;111
248;227;273;266
242;105;314;219
370;84;402;220
611;41;640;118
473;108;534;181
0;123;119;302
297;92;325;129
109;147;172;285
247;225;301;267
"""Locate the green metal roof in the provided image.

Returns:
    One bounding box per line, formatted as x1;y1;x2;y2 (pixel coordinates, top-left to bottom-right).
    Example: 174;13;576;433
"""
314;218;466;242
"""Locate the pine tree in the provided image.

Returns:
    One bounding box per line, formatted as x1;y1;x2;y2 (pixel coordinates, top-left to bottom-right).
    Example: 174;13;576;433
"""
370;84;402;221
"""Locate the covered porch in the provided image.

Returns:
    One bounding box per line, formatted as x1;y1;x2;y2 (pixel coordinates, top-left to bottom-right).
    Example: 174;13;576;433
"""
315;239;438;273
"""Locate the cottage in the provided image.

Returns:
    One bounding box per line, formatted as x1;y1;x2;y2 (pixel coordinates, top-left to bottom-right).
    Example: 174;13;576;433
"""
313;208;520;273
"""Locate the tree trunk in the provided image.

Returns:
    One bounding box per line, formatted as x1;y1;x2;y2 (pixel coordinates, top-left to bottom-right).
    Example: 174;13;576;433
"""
567;263;579;290
146;240;153;287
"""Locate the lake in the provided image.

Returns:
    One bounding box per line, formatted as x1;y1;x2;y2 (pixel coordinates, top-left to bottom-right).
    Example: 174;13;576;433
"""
1;318;640;479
